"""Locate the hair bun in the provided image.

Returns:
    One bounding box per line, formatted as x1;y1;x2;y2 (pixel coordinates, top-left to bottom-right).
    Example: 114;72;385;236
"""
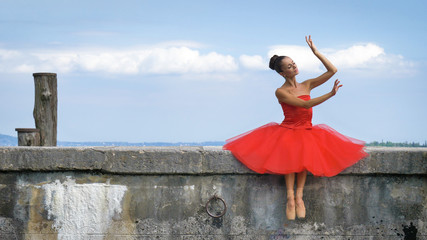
269;55;279;70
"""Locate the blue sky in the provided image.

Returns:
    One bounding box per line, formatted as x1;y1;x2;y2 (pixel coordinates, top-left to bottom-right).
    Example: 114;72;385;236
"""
1;0;426;143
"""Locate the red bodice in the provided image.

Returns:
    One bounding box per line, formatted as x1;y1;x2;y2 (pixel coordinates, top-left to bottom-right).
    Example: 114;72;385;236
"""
280;95;312;129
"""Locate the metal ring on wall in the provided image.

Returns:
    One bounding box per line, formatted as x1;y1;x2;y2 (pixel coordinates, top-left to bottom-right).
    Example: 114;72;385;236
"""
205;195;227;218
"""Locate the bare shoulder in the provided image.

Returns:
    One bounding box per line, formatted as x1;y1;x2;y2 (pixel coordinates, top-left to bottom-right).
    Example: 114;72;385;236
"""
275;87;290;98
275;87;287;95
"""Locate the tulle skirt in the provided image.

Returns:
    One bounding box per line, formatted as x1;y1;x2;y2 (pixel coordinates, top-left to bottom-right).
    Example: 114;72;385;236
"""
223;122;368;177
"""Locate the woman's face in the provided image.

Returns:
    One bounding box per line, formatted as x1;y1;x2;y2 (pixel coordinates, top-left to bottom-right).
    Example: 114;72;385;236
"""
280;57;299;78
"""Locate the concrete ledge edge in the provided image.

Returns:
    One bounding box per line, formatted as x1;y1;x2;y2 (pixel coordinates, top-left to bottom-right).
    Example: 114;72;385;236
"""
0;146;426;175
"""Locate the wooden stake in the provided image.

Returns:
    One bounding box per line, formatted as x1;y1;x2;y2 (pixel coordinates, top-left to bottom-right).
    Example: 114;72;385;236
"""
15;128;41;146
33;73;57;146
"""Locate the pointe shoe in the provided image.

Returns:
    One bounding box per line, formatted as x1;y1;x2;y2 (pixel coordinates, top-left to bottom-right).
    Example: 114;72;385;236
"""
286;201;296;220
295;188;306;219
296;200;306;219
286;190;296;220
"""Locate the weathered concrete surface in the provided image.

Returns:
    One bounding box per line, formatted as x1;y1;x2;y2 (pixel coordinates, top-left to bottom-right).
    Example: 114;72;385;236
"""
0;147;426;240
0;146;426;175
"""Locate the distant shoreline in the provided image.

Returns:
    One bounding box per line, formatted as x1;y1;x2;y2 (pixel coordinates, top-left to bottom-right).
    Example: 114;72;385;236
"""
1;134;425;147
0;134;225;147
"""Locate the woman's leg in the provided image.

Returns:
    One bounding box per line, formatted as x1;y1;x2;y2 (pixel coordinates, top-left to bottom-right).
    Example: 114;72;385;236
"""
295;170;307;218
284;173;296;220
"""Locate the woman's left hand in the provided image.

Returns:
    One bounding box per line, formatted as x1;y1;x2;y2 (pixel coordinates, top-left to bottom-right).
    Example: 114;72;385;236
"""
305;35;319;54
331;79;343;96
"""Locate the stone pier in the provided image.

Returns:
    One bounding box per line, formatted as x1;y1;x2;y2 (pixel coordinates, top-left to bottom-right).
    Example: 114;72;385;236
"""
0;146;425;239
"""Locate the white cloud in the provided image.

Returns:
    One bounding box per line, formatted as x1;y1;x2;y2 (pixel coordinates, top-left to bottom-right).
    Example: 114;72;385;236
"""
0;49;22;60
326;43;384;68
0;44;238;75
267;43;417;77
14;64;36;73
239;55;267;70
268;45;321;73
151;40;207;49
0;42;417;79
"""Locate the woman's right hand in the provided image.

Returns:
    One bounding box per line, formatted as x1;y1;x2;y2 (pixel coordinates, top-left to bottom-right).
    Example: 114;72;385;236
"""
305;35;319;54
331;79;343;96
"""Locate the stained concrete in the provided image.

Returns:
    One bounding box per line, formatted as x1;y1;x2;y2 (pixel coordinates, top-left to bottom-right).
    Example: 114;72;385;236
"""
0;146;426;239
0;146;426;175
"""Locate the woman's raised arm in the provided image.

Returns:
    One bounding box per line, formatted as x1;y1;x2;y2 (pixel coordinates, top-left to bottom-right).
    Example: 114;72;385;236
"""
304;35;337;90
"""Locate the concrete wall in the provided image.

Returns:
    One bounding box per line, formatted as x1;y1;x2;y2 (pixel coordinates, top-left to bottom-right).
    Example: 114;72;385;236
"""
0;146;426;240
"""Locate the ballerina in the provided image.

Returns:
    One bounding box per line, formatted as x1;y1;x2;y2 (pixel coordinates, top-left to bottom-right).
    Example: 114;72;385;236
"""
223;35;367;220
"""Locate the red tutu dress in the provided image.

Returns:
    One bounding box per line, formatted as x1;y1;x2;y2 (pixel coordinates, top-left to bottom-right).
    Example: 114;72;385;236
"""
223;95;368;177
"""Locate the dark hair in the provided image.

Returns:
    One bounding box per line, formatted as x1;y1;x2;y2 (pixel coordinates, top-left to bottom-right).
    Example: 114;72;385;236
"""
269;55;286;73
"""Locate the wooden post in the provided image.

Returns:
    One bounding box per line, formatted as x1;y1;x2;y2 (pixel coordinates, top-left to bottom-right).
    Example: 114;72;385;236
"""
15;128;41;146
33;73;57;146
